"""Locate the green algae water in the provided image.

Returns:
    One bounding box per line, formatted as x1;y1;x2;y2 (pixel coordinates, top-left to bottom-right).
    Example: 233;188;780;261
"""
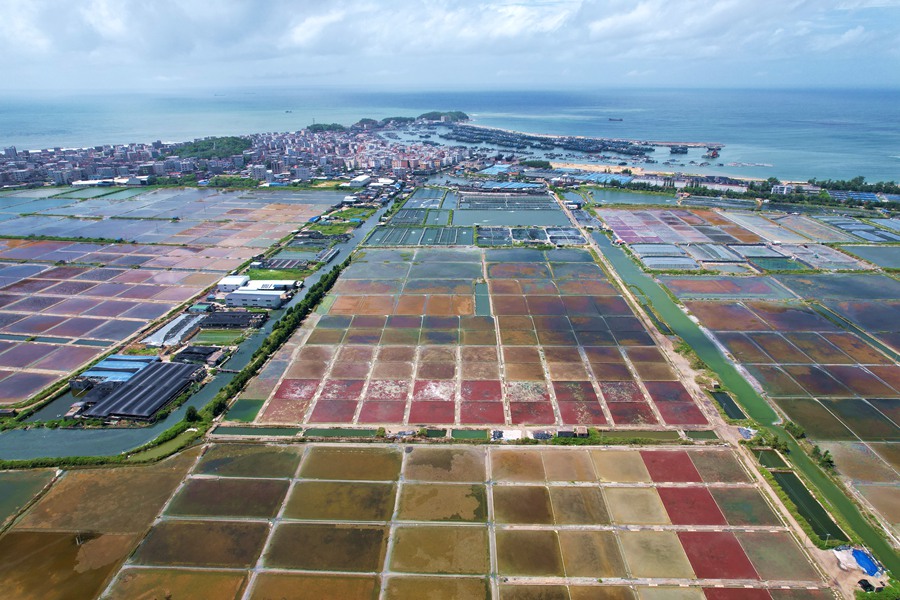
711;391;746;420
772;471;848;542
593;232;900;573
474;283;491;316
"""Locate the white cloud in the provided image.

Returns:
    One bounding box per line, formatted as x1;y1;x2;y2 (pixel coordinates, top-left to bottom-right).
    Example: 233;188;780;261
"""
0;0;896;90
79;0;128;40
2;0;52;54
811;25;869;51
837;0;900;8
285;9;348;48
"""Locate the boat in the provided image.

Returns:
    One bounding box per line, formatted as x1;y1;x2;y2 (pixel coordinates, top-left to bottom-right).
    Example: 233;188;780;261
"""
608;118;623;122
670;146;688;154
704;148;719;159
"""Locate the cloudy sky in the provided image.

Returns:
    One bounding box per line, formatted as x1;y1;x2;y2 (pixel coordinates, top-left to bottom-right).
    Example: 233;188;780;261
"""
3;0;898;92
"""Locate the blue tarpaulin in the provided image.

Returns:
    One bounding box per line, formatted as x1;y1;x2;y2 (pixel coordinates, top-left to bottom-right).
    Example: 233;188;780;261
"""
853;549;881;577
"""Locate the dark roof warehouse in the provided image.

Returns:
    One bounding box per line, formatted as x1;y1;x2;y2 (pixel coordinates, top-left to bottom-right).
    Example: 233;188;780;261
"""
83;362;204;420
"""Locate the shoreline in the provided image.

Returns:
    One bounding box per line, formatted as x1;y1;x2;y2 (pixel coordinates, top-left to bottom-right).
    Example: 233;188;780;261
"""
464;120;723;149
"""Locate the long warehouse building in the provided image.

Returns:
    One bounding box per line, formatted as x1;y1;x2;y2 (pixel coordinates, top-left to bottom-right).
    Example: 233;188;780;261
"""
83;362;204;421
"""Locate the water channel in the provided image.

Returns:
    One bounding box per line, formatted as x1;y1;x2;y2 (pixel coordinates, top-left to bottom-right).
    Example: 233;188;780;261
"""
0;204;388;461
593;232;900;573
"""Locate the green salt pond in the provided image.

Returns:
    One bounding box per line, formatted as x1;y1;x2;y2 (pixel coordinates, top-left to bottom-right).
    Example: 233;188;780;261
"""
686;430;719;440
595;232;898;571
213;426;302;437
225;399;265;423
754;449;787;468
0;470;54;525
771;470;847;542
711;391;746;420
303;428;376;438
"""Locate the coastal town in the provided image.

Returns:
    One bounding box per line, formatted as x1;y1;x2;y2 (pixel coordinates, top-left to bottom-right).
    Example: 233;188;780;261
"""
0;115;898;600
6;113;898;213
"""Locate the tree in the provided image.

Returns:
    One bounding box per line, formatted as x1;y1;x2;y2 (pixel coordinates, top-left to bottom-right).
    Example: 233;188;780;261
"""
784;421;805;439
212;398;228;417
171;137;251;159
185;406;200;422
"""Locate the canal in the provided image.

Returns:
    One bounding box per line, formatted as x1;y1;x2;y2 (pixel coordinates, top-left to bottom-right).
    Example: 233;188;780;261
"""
593;232;900;573
0;203;388;461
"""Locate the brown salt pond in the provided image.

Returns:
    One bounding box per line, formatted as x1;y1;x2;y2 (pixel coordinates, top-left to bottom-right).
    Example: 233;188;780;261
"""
299;446;401;481
397;483;487;522
106;568;248;600
390;525;489;574
283;480;396;521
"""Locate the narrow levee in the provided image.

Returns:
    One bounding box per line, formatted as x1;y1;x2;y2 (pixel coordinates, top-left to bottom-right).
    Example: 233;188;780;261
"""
593;232;900;574
0;204;389;461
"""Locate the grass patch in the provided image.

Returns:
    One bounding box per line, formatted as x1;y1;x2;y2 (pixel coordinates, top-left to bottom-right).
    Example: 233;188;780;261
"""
310;223;352;235
245;268;314;280
193;329;245;345
122;346;160;356
126;429;198;462
337;207;377;220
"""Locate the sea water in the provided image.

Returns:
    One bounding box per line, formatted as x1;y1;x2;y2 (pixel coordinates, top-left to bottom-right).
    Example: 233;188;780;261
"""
1;88;898;181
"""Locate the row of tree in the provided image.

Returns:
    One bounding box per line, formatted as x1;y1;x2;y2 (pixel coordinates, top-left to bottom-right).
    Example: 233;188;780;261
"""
166;136;251;159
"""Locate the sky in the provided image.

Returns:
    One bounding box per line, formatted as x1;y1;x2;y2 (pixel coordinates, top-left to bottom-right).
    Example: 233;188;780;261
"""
2;0;898;92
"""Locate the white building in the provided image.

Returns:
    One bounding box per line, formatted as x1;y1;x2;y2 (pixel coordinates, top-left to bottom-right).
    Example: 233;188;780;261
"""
242;280;298;291
217;275;250;293
225;289;286;308
348;174;372;188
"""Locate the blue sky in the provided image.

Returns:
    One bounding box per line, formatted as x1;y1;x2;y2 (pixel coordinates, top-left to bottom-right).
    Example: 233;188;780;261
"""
3;0;898;91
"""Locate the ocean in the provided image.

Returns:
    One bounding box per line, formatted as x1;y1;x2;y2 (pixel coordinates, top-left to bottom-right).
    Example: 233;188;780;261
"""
1;88;898;182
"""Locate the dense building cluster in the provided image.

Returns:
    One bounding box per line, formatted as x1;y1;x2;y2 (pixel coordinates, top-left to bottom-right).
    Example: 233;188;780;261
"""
1;123;471;187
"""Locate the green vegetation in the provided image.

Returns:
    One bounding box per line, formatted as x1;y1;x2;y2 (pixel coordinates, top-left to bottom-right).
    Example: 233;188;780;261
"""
0;258;354;470
246;268;315;281
784;421;806;439
595;174;900;210
307;123;346;132
746;431;791;454
809;176;899;195
169;136;251;159
124;429;199;462
337;206;377;220
810;445;835;470
10;233;127;245
309;223;352;235
151;382;205;424
856;578;900;599
122;346;161;356
207;175;259;188
417;111;469;122
352;115;428;128
520;160;552;169
673;337;709;372
184;406;201;422
147;174;199;186
193;329;246;346
549;428;684;446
